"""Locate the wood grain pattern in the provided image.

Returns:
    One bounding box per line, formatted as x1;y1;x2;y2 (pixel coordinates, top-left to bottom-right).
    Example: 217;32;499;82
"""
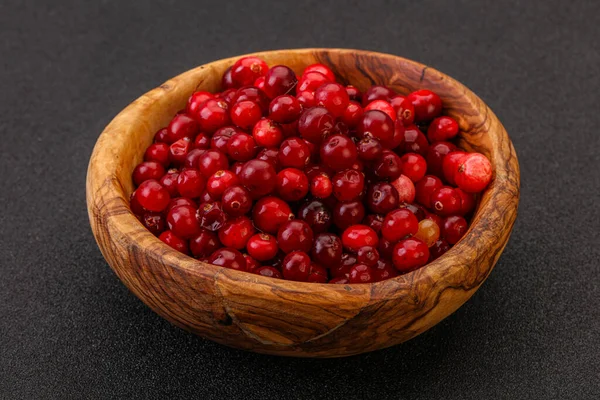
86;49;520;357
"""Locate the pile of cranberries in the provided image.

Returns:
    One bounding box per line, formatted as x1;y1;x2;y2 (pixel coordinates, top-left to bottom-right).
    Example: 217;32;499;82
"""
130;57;493;284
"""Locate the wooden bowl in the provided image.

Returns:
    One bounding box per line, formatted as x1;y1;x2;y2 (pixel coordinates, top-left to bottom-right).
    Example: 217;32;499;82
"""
87;49;520;358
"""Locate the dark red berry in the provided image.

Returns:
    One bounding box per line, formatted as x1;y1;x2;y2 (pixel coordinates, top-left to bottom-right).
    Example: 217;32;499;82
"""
276;168;309;202
198;150;229;178
366;182;399;214
398;125;429;156
278;137;311;168
159;231;189;254
298;106;335;144
197;201;228;231
221;185;252;217
277;219;314;254
184;149;207;169
238;159;276;197
206;170;239;200
365;100;396;121
357;246;379;267
281;251;311;281
356;110;394;146
320;135;358;171
373;259;399;281
231;56;268;87
356;137;383;162
311;232;343;266
262;65;298;99
428;116;459;142
232;86;270;111
333;200;365;230
298;199;332;234
332;169;365;202
208;248;246;271
373;150;403;181
255;266;282;279
221;67;236;90
211;126;238;153
133;161;166;186
144;143;170;167
141;212;166;236
426;141;457;177
362;85;395;106
381;209;419;242
269;95;302;123
392;238;429;273
135;180;170;212
227;132;257;162
167;197;197;214
167;204;201;239
442;216;468;244
252;196;293;234
415;175;443;209
190;229;221;258
431;186;462;216
429;239;450;261
406;89;442;122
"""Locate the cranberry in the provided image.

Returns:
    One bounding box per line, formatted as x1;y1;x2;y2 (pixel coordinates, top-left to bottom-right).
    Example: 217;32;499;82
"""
232;86;270;111
277;219;314;254
211;126;238;153
167;204;201;239
456;188;476;216
378;238;395;260
221;67;236;90
276;168;309;201
331;253;357;278
135;180;170;212
238;159;276;197
153;128;169;143
219;88;237;106
356;137;383;162
298;106;335;144
442;216;468;244
305;164;333;180
159;231;189;254
342;225;378;252
303;63;335;81
144;143;170;167
190;229;221;258
252;196;293;234
332;169;364;202
298;199;332;233
381;209;418;242
415;175;443;209
168;137;192;166
208;248;246;271
227;133;257;162
392;238;430;273
400;153;427;183
187;91;215;117
194;99;230;133
130;191;146;216
218;216;255;250
357;246;379;267
262;65;298;99
341;101;364;128
184;149;206;169
280;120;299;137
427;141;457;177
363;214;384;234
373;259;398;281
442;151;467;185
429;239;450;261
307;263;328;283
167;197;197;214
256;147;280;170
177;168;205;198
390;95;415;126
255;266;282;279
333;200;365;230
362;85;395;106
167;113;199;143
366;182;399;214
230;100;262;130
309;174;333;199
398;125;429;156
269;95;302;123
206;170;239;200
197;201;228;231
428;116;459;142
278;137;311;168
246;233;279;261
320;135;358;171
406;89;442;122
311;233;342;266
455;153;493;193
315;82;349;117
431;187;462;216
281;251;311;281
231;56;268;86
141;212;166;236
244;254;261;273
296;90;316;108
345;85;362;102
414;219;441;247
133;161;166;186
254;76;266;91
391;175;416;203
253;118;284;148
365;100;396;121
400;203;428;221
425;212;443;228
298;71;330;92
221;185;252;217
198;150;229;178
348;264;375;283
231;162;244;177
356;110;394;146
373;150;403;181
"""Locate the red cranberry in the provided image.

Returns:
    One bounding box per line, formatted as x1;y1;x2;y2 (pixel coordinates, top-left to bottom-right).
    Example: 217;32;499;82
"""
253;118;283;148
332;170;365;202
160;170;180;197
362;85;395;106
219;88;237;106
187;91;215;117
307;263;328;283
144;143;170;167
238;159;276;197
230;101;262;130
262;65;298;99
177;169;205;198
391;175;416;203
345;85;362;102
280;120;299;137
392;238;430;273
425;212;443;228
256;147;280;170
406;89;442;122
442;151;467;185
252;196;293;234
320;135;358;171
356;137;383;162
167;197;197;214
357;246;379;267
231;162;244;177
246;233;279;261
378;238;395;260
342;225;378;253
141;212;166;236
254;76;266;90
298;71;330;92
455;153;493;193
398;125;429;156
443;216;468;244
333;200;365;230
231;56;268;86
277;219;314;254
431;186;462;216
208;248;246;271
381;209;419;242
232;86;270;111
341;101;364;129
135;180;170;212
373;260;398;281
298;106;335;145
373;150;402;181
154;128;169;143
244;254;261;273
331;253;357;278
427;141;457;177
184;149;206;169
159;231;189;254
218;216;255;250
168;137;192;166
133;161;166;186
221;67;236;90
303;63;335;81
311;232;342;266
206;170;239;200
197;201;228;231
363;214;384;234
400;203;428;221
314;82;349;117
211;126;238;153
198;150;229;178
390;95;415;126
221;185;252;217
356;110;394;146
167;204;201;239
366;182;399;214
365;100;396;121
348;264;375;283
429;239;450;261
278;137;311;168
227;133;257;162
456;188;476;216
167;113;199;143
428;116;459;142
276;168;309;201
130;191;146;216
310;174;333;199
400;153;427;183
194;99;230;133
415;175;443;209
298;199;332;233
255;266;282;279
296;90;316;108
190;229;221;258
281;251;311;281
269;95;302;123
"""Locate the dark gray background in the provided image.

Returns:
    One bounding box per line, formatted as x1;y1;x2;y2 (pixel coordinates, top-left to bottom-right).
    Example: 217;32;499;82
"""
1;0;599;399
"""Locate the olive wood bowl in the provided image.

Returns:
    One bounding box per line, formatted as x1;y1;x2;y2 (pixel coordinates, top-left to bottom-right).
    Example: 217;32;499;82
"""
87;48;520;358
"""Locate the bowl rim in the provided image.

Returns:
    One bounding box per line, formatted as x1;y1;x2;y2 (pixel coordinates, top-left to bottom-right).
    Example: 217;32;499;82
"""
87;48;520;300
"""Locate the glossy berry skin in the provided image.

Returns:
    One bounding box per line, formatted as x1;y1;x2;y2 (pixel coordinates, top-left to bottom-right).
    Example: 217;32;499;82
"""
315;82;350;117
276;168;309;201
390;95;415;126
429;239;450;261
232;86;270;111
362;85;395;106
428;116;459;142
184;149;206;169
141;212;166;236
363;214;384;234
392;238;430;273
415;175;443;209
298;71;330;92
378;238;395;261
374;150;403;181
442;151;467;185
177;169;205;199
348;264;375;283
167;197;197;214
391;175;416;203
278;137;311;168
218;216;255;250
455;153;493;193
230;100;262;130
144;143;170;167
221;67;236;90
167;204;201;239
253;118;284;148
153;128;169;143
400;203;428;222
298;106;335;144
190;229;221;258
238;159;277;197
427;141;457;177
269;95;302;123
197;201;228;232
356;137;383;162
311;233;343;266
357;246;379;267
168;138;192;166
227;133;257;162
398;125;430;156
252;196;293;234
256;147;280;170
231;56;268;87
206;170;239;200
133;161;166;186
277;220;314;254
332;169;364;202
208;248;246;271
442;216;468;244
320;135;358;171
166;113;199;143
303;63;335;81
342;225;379;253
414;219;441;247
262;65;298;99
365;100;396;121
366;182;399;214
456;188;476;216
135;180;170;212
341;101;364;129
307;263;328;283
431;186;462;216
406;90;443;122
296;90;316;108
219;88;237;106
198;150;229;178
330;253;356;278
310;174;333;199
221;185;252;217
333;200;365;230
373;259;399;281
159;231;189;254
211;126;237;153
298;199;332;233
281;251;311;281
255;266;282;279
194;99;230;133
246;233;279;261
345;85;362;102
356;110;394;145
187;91;215;117
381;209;419;242
400;153;427;183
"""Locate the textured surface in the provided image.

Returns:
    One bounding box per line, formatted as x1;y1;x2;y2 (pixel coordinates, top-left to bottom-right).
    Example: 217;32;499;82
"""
1;0;599;397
